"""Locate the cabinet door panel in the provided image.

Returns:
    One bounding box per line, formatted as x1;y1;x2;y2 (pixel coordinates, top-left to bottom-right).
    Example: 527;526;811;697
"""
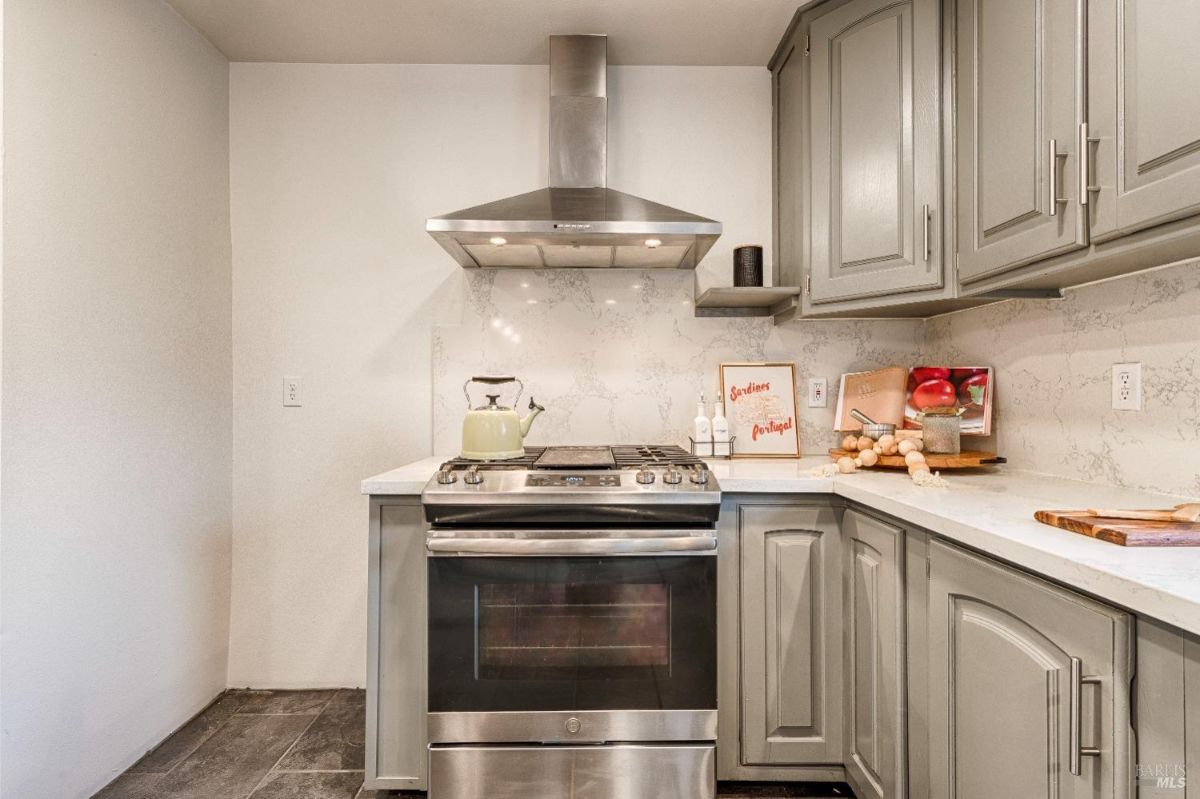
740;504;842;766
956;0;1088;282
842;510;905;799
368;500;428;790
927;540;1131;799
1090;0;1200;239
808;0;943;303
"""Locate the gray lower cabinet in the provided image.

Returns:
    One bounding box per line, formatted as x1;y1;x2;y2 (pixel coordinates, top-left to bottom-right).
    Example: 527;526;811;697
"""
733;500;844;768
804;0;945;305
1135;618;1200;798
1088;0;1200;242
926;538;1132;799
841;510;907;799
954;0;1089;282
365;497;427;791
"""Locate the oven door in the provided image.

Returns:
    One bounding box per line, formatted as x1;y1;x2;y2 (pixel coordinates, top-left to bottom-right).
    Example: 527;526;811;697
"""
426;530;717;744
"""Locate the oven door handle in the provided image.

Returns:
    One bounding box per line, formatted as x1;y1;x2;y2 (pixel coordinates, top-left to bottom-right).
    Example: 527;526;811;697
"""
426;535;717;557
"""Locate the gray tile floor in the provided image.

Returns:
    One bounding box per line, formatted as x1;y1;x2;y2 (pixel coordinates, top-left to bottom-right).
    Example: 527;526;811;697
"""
94;689;853;798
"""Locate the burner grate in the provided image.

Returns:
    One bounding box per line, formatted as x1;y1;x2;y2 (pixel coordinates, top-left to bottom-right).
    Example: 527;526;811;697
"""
611;445;704;468
439;444;705;471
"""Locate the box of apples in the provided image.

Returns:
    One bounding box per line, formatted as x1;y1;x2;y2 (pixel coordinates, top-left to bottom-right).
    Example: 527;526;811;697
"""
904;366;993;435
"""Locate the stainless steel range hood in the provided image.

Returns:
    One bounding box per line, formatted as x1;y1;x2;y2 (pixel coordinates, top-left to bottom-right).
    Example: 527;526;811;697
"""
426;35;722;269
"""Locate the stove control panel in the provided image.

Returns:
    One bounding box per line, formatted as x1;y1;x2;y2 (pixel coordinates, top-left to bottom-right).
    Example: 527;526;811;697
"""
525;474;623;487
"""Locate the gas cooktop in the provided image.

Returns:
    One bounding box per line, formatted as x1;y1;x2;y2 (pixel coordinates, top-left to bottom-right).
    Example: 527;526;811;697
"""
422;445;720;526
435;445;706;472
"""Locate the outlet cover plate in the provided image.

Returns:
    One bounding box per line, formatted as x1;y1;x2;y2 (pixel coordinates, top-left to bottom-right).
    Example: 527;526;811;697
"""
283;376;303;407
807;378;828;408
1111;363;1141;411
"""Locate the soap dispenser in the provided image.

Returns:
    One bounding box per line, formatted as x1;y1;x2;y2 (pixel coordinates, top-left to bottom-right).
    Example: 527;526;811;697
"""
693;393;713;457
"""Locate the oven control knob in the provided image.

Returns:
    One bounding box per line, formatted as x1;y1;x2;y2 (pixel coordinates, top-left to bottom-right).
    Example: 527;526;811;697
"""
662;464;683;484
635;468;655;485
689;468;710;484
464;466;484;485
565;717;581;734
436;468;457;485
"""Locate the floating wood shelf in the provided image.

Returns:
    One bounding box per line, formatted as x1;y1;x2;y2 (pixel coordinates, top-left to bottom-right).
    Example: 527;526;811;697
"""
693;286;801;318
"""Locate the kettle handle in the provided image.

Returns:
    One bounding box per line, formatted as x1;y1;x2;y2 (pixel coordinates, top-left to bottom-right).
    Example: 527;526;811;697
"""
463;376;523;406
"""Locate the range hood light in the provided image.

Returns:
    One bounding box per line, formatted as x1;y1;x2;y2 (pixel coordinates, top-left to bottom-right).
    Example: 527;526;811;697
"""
489;236;507;246
644;239;662;248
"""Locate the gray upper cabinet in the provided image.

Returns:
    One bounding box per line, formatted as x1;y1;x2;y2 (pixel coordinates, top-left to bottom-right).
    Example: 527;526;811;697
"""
955;0;1089;283
926;539;1132;799
773;33;804;298
805;0;944;304
841;510;906;799
739;503;844;766
1088;0;1200;241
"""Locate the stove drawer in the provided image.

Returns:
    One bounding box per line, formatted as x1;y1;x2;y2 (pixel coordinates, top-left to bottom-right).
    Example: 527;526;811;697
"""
428;743;715;799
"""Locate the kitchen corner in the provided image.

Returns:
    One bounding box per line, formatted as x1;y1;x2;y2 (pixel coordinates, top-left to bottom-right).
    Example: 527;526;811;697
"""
9;2;1200;799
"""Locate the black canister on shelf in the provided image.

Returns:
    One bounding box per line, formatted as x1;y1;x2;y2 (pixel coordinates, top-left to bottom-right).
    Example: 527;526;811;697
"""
733;245;764;287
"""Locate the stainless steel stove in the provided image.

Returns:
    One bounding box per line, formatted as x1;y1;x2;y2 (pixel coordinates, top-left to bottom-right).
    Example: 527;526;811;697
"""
422;445;720;526
421;445;719;799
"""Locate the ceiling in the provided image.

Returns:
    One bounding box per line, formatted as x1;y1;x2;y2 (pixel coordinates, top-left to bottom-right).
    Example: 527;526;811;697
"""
164;0;805;65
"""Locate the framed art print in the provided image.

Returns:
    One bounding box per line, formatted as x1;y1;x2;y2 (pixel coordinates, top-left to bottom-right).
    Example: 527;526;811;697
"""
719;362;800;458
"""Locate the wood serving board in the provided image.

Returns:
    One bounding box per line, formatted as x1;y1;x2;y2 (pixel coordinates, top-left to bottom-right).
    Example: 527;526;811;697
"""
828;448;1004;470
1035;510;1200;547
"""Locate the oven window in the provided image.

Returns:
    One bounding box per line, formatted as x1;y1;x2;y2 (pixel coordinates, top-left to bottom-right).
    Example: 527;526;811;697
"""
428;556;715;713
477;582;670;677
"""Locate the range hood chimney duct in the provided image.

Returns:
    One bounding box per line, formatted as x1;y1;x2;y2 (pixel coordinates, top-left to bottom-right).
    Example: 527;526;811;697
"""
549;35;607;189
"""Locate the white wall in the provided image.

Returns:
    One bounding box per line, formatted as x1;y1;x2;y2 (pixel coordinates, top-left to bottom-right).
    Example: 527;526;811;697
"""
226;63;796;686
1;1;233;796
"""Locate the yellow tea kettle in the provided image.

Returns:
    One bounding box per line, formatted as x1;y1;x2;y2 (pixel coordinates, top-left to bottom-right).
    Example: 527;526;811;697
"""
461;376;545;460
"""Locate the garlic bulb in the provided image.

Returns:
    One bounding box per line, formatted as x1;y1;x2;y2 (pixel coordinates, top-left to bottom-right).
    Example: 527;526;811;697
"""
857;448;879;467
842;434;858;451
856;435;875;452
837;456;857;474
904;450;927;468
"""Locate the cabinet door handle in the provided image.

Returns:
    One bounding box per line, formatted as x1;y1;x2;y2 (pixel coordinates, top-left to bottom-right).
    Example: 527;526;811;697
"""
1068;656;1103;775
1079;123;1101;205
1049;139;1067;216
922;204;931;261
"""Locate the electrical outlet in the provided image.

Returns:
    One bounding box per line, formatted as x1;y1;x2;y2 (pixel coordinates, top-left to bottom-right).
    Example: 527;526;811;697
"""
283;376;303;407
807;378;828;408
1111;363;1141;411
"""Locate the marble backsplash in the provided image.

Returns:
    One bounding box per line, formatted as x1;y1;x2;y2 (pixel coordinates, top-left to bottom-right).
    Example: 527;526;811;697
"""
432;269;922;456
432;260;1200;498
923;259;1200;498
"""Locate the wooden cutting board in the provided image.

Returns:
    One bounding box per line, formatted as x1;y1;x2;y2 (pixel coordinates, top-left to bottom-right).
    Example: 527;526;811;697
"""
828;448;1004;470
1035;509;1200;547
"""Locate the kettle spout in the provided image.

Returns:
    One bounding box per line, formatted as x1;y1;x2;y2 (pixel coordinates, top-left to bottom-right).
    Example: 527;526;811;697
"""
519;397;545;438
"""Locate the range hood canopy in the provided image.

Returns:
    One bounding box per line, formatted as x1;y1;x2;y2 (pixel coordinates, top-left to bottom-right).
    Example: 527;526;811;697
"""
426;35;722;269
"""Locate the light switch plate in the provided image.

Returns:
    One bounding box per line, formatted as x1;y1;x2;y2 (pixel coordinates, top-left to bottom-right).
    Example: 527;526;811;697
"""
1111;363;1141;411
807;378;828;408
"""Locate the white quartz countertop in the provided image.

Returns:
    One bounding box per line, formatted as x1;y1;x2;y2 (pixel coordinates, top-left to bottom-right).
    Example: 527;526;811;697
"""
362;456;1200;635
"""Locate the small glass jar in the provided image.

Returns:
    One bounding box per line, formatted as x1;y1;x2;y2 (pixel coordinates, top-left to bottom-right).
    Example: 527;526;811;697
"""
920;407;963;454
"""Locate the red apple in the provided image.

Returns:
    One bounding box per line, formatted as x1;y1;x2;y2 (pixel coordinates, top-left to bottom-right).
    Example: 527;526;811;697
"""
958;372;988;408
952;367;987;384
911;367;952;385
912;378;958;410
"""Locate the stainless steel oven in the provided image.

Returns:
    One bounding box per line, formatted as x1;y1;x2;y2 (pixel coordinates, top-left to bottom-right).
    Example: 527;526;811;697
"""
425;527;718;799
